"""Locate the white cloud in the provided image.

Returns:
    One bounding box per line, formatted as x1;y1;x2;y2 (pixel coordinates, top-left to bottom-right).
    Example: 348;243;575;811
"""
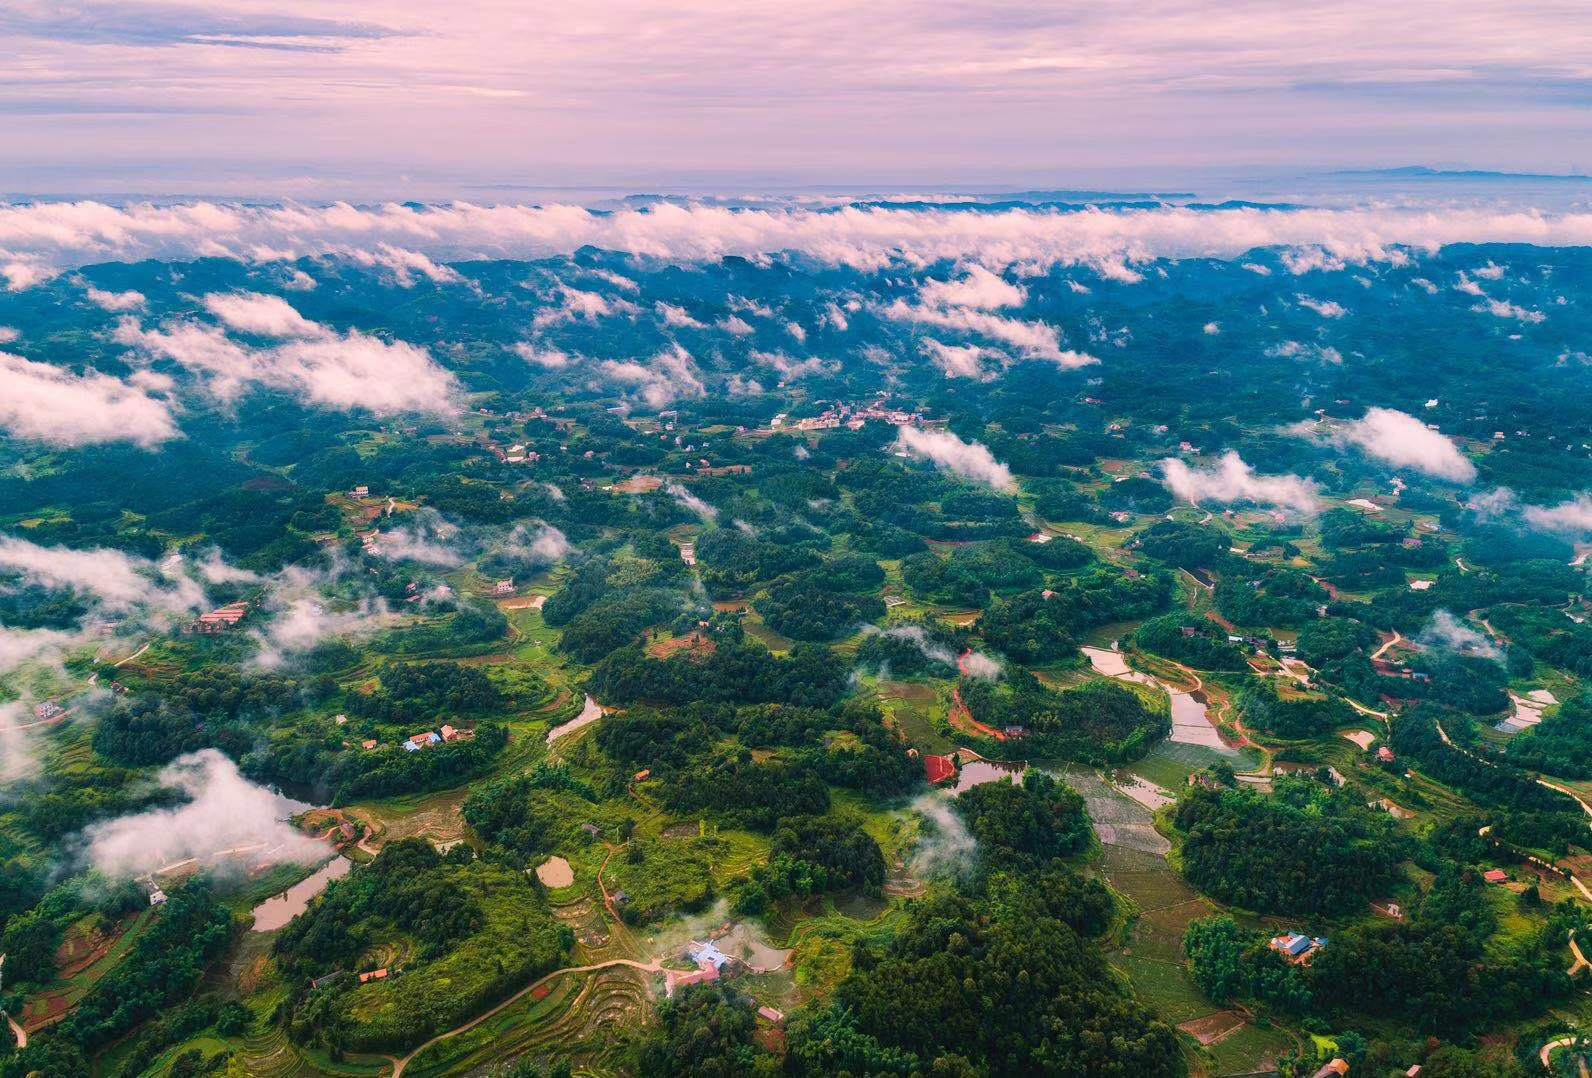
251;597;376;669
909;792;977;880
1202;321;1220;335
340;244;461;287
195;549;263;586
80;750;330;878
751;350;830;380
1334;407;1476;482
656;302;707;329
859;624;956;670
1523;493;1592;535
15;202;1592;288
917;265;1025;309
1471;298;1545;323
0;327;19;344
896;426;1016;492
1296;295;1346;318
0;626;84;676
201;291;323;338
82;284;146;312
533;284;638;328
921;339;994;379
374;515;463;566
1159;452;1320;514
885;299;1097;368
665;482;718;522
1466;486;1519;521
599;343;703;408
0;534;202;613
513;342;572;369
1418;610;1500;660
500;523;571;564
281;268;317;291
961;651;1003;679
115;316;459;415
0;351;179;447
716;314;756;336
0;703;45;785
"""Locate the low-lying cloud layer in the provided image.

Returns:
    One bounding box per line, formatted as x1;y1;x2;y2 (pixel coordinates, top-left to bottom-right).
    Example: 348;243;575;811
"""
80;749;330;878
0;350;180;447
115;293;459;416
1333;407;1476;482
1523;494;1592;536
1160;452;1320;514
895;426;1017;492
11;201;1592;291
0;533;203;614
1418;610;1501;661
600;344;704;408
909;791;977;881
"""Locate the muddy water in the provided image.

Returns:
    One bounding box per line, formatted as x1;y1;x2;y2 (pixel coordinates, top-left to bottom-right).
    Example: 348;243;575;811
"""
1168;690;1229;750
547;694;603;743
952;758;1026;792
1080;645;1159;686
1082;646;1229;752
251;857;351;932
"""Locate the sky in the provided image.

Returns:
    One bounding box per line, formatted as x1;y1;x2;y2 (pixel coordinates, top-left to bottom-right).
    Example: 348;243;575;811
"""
2;0;1591;196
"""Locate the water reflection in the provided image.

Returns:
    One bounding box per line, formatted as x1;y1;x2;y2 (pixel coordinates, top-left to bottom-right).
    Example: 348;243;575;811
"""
250;857;351;932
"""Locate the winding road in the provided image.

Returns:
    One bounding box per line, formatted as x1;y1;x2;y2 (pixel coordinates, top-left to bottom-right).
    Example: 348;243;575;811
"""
1431;719;1592;902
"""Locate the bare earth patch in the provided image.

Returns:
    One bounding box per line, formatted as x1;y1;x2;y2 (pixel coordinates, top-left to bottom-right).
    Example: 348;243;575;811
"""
536;856;575;888
1178;1010;1247;1045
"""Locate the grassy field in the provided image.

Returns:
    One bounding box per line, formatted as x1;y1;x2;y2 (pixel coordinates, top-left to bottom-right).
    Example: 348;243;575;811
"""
875;678;957;754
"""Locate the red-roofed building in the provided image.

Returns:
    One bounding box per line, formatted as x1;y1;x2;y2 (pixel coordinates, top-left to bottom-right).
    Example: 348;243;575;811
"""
924;755;956;785
1483;868;1509;884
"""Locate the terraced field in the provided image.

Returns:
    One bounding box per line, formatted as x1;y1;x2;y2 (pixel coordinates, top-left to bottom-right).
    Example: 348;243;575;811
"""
404;965;655;1077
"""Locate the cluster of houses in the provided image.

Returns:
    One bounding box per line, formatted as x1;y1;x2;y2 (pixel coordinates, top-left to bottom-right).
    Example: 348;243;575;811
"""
191;601;249;634
403;725;469;752
769;402;928;432
664;940;746;996
310;967;392;991
500;444;542;464
32;700;65;722
1371;657;1432;683
1221;631;1296;656
1269;932;1328;965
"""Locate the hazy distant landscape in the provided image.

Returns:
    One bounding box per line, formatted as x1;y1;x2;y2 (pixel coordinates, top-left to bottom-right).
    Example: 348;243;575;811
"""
3;0;1592;1075
0;186;1587;1078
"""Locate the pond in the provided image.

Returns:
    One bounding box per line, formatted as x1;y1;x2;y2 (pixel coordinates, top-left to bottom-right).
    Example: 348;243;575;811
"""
1080;645;1159;686
250;856;351;932
952;758;1026;792
1168;690;1229;750
1081;646;1230;753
